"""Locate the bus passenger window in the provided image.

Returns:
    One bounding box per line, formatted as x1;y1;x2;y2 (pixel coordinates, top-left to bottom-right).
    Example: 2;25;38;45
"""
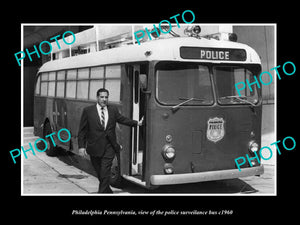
35;75;41;95
48;72;56;97
89;80;104;99
89;67;104;100
40;73;48;96
77;68;89;99
66;70;77;98
105;65;121;102
90;66;104;79
56;71;65;97
106;65;121;78
105;80;121;102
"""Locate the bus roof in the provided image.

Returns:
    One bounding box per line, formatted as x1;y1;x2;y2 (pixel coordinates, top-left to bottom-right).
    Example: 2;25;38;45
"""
38;37;261;73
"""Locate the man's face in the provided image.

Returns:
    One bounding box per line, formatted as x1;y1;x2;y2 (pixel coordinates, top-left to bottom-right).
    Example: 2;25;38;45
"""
97;91;109;107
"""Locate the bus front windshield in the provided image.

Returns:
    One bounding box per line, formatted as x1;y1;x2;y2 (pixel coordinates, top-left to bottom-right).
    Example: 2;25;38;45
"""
213;66;259;105
156;62;214;105
156;62;260;106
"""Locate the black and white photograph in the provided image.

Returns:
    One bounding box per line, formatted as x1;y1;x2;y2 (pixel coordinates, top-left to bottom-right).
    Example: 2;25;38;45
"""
4;5;298;222
21;23;276;196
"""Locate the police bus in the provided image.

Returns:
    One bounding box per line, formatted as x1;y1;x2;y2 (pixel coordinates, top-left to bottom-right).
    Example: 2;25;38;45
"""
34;25;264;189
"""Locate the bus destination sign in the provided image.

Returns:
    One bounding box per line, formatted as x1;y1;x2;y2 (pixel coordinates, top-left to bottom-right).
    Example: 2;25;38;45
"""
180;47;247;61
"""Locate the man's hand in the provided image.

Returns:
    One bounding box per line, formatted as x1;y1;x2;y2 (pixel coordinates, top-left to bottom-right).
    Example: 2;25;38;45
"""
138;116;144;126
78;148;88;157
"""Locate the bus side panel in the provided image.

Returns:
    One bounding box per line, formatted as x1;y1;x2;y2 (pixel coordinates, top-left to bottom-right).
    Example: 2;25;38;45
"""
33;96;54;137
65;99;94;153
34;96;45;137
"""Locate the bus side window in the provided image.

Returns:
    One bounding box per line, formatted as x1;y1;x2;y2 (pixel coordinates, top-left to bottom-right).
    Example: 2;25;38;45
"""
105;65;121;102
40;73;49;96
89;67;104;100
35;75;41;96
66;70;77;99
48;71;56;97
56;70;65;98
77;68;89;99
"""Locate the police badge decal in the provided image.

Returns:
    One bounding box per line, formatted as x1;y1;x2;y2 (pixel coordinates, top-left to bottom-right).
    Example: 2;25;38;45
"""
206;117;225;143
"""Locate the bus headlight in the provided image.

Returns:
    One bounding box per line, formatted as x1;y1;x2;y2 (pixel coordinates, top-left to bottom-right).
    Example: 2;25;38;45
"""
162;144;176;161
249;140;259;152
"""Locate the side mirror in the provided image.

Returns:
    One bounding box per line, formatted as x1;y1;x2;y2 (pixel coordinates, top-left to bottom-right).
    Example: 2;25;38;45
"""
139;74;151;94
139;74;147;90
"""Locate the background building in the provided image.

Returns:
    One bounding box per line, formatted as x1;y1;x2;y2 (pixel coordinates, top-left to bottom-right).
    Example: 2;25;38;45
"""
233;25;275;104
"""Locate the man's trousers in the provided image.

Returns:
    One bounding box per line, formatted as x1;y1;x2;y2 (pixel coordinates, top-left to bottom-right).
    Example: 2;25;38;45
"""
90;143;115;193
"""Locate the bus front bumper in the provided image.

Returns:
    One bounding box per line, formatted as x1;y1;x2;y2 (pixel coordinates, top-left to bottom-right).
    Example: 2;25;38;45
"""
150;165;264;185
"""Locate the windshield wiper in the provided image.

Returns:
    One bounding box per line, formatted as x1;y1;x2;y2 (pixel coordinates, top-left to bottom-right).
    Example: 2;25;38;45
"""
219;95;256;106
171;97;205;112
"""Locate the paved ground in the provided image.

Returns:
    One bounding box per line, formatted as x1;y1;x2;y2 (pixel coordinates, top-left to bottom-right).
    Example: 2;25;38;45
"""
22;104;275;195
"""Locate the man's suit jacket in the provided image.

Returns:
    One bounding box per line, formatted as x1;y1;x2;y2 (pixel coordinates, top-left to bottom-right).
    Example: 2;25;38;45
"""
78;104;138;157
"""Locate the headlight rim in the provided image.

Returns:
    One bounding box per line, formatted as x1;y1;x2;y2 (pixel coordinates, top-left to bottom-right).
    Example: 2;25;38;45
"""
249;140;259;152
162;144;176;161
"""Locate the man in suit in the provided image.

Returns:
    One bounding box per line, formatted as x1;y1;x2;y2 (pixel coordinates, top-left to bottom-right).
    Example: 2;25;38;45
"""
78;88;143;193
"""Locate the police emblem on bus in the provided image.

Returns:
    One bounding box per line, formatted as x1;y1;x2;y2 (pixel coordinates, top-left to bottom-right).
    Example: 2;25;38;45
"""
206;117;225;143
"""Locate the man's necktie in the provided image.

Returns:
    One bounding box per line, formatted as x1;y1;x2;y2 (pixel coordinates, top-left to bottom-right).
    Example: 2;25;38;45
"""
101;107;105;128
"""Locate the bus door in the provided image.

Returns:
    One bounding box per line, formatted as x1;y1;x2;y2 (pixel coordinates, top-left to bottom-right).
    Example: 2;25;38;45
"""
131;65;146;177
52;100;58;131
53;99;68;138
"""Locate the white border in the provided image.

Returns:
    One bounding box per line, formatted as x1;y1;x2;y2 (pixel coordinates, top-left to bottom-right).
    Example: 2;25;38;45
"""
21;24;24;195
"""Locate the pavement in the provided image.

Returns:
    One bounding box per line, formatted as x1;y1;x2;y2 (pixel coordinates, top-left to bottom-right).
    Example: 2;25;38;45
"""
22;146;97;194
22;104;275;195
22;127;128;195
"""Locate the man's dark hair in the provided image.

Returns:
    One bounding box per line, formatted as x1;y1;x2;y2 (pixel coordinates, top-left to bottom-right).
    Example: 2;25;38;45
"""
97;88;109;97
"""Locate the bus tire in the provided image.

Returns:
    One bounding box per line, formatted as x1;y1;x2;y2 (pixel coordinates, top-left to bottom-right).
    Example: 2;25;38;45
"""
110;154;123;188
43;122;57;156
